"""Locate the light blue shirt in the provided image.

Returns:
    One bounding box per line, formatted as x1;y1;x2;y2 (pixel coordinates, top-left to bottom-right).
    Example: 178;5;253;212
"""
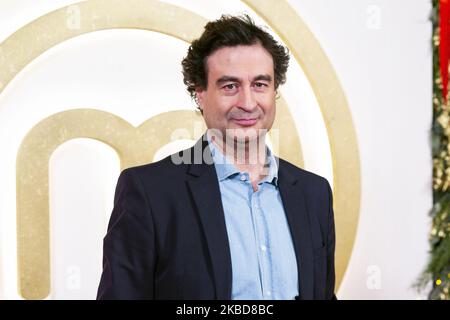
206;135;299;300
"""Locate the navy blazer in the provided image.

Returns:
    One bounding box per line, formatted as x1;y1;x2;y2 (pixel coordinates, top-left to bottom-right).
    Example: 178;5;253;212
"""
97;135;336;300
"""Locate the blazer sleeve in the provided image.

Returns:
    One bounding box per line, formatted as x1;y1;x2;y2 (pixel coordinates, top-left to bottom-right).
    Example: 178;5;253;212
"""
325;180;337;300
97;168;156;299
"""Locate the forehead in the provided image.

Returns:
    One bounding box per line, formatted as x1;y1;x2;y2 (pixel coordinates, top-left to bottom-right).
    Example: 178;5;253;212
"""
205;44;274;79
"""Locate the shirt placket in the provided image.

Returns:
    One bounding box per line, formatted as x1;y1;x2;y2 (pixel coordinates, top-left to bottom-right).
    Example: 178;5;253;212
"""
248;180;272;300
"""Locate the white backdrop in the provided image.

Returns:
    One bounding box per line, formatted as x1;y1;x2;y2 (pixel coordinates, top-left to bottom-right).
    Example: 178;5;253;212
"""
0;0;432;299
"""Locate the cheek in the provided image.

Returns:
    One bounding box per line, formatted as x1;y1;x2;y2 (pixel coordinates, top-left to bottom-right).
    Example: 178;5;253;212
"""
203;104;230;126
260;98;276;116
212;102;235;120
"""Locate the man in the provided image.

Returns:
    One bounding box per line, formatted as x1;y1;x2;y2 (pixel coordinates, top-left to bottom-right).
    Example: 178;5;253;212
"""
97;14;336;300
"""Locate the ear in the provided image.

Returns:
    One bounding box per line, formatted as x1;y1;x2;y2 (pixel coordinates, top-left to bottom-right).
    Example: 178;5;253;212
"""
195;87;206;110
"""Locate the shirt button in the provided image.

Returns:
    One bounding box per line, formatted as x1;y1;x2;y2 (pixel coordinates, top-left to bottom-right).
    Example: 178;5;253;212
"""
240;174;246;181
261;245;267;252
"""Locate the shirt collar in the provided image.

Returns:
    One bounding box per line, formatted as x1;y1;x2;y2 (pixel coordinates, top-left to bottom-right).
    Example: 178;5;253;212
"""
206;132;279;186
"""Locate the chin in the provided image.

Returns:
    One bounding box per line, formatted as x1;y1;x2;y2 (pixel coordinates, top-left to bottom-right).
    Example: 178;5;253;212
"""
229;129;260;144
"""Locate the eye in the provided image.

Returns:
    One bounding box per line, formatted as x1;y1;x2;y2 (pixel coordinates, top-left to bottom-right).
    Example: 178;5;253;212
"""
254;82;267;88
223;83;237;90
222;83;239;93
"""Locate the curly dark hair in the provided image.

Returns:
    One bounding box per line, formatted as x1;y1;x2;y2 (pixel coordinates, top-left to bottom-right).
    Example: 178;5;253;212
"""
181;14;290;107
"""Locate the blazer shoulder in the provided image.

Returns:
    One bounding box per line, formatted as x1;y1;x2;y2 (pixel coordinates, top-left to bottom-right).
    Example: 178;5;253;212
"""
117;147;192;187
278;157;330;188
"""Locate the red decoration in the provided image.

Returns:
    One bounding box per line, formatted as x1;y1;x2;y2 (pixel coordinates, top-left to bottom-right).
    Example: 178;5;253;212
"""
440;0;450;101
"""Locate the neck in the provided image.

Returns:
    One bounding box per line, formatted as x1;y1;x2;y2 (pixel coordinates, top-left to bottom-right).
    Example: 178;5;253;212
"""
210;132;270;179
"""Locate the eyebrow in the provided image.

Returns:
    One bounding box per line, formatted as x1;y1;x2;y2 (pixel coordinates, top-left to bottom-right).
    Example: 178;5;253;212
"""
215;74;273;86
253;74;272;82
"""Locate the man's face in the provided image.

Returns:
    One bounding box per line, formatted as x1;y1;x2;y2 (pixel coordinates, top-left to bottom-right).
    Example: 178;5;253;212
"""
196;43;277;144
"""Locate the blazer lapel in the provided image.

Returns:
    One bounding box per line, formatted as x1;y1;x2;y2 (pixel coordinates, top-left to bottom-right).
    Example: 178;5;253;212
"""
278;161;315;299
186;136;232;300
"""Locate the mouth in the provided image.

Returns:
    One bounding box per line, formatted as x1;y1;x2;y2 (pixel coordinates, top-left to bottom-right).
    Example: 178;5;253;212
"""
231;118;258;126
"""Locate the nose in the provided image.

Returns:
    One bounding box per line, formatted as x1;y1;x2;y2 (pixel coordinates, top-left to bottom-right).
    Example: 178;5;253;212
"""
237;86;257;112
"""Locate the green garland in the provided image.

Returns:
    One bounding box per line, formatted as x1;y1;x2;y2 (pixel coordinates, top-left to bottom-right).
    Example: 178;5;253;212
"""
417;0;450;300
